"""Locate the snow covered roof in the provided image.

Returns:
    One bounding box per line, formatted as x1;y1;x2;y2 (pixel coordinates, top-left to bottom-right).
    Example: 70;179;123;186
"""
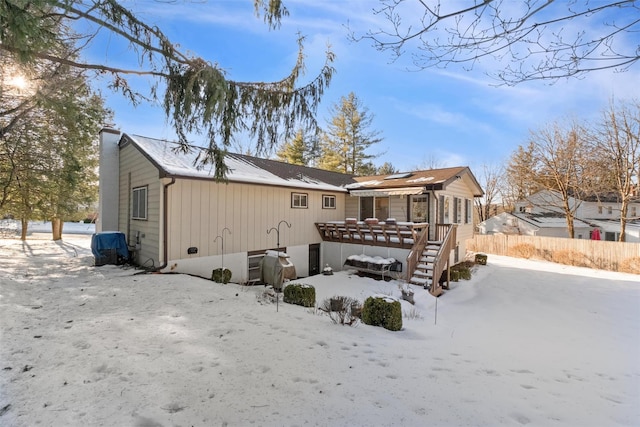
347;166;484;196
122;134;355;192
512;212;592;229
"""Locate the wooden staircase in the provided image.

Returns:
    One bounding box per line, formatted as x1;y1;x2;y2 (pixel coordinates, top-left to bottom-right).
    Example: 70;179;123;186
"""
409;241;442;290
406;224;456;297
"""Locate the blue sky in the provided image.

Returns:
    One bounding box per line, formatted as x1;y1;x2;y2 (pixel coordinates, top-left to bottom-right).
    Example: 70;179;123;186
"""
84;1;640;173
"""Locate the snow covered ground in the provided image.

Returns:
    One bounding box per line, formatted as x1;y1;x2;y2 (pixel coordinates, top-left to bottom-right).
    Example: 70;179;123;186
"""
0;220;96;237
1;235;638;427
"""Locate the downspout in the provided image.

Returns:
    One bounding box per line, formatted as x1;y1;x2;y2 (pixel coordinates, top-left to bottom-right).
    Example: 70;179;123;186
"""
157;177;176;271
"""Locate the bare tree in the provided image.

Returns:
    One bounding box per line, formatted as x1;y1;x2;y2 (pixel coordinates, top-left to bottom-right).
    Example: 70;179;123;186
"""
2;1;334;178
526;121;596;238
474;163;504;222
592;100;640;241
413;153;445;171
356;0;639;84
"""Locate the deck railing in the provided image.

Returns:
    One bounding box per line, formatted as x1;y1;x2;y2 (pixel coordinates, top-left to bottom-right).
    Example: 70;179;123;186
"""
315;220;428;250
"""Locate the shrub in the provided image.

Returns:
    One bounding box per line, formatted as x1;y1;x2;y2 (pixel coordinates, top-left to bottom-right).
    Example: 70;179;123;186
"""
552;250;588;267
211;268;232;284
283;283;316;307
403;307;424;320
398;284;415;304
475;253;487;265
620;257;640;274
362;295;402;331
454;265;472;280
509;243;536;259
319;296;360;325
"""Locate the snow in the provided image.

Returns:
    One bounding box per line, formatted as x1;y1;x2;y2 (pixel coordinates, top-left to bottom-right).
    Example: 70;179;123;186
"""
129;134;348;192
346;254;396;265
1;235;639;427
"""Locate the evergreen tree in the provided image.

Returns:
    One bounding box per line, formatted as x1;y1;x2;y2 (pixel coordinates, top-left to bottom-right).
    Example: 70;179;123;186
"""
276;128;311;165
318;92;382;174
1;41;110;240
376;162;398;175
1;1;334;177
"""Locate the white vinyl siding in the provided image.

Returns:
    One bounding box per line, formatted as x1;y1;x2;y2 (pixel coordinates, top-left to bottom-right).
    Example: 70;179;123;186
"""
166;180;345;262
436;178;479;265
118;143;162;266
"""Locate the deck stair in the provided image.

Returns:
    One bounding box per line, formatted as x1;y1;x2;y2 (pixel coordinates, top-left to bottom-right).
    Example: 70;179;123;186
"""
409;241;442;289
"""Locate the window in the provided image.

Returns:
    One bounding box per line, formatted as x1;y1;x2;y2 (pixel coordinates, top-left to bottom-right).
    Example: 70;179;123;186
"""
375;197;389;220
411;196;428;222
454;197;462;223
322;195;336;209
132;186;147;220
631;206;637;218
360;197;373;220
597;206;603;215
604;231;618;241
443;196;450;223
291;192;308;208
607;206;612;215
465;199;472;224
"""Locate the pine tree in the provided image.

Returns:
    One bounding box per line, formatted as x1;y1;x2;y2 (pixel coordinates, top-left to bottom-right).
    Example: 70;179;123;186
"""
276;128;310;165
317;92;382;174
1;1;334;177
376;162;398;175
1;41;110;240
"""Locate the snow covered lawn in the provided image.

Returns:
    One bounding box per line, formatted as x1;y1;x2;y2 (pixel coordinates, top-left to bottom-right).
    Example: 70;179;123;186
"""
1;235;638;426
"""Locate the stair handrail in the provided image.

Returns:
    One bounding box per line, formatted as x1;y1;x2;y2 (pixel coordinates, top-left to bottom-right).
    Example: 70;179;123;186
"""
405;225;429;282
430;224;457;293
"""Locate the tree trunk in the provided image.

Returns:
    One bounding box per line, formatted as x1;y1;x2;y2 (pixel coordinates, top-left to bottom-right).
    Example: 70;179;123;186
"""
20;218;28;240
619;201;627;242
52;218;63;241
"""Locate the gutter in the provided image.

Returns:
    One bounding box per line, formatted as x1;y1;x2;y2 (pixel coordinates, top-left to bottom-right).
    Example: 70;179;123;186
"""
157;177;176;271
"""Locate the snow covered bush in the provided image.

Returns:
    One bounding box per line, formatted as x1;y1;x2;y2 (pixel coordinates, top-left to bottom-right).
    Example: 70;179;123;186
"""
398;284;414;304
211;268;232;284
283;283;315;307
362;295;402;331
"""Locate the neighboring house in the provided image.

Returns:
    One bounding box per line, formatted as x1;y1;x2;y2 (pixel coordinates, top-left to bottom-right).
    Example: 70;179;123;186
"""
98;128;483;292
588;219;640;242
483;189;640;241
514;189;640;221
478;212;593;239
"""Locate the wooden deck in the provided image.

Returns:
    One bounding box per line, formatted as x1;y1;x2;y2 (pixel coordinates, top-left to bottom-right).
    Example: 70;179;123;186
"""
315;220;428;249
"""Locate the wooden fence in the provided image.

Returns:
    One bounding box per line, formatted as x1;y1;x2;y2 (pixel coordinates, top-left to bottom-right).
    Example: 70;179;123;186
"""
467;235;640;273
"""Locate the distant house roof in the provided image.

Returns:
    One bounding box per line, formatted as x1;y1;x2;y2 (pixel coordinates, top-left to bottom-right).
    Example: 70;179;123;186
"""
347;166;484;196
511;212;592;229
121;134;356;192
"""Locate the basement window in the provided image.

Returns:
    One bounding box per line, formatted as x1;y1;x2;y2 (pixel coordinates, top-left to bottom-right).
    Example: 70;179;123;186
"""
132;186;148;220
